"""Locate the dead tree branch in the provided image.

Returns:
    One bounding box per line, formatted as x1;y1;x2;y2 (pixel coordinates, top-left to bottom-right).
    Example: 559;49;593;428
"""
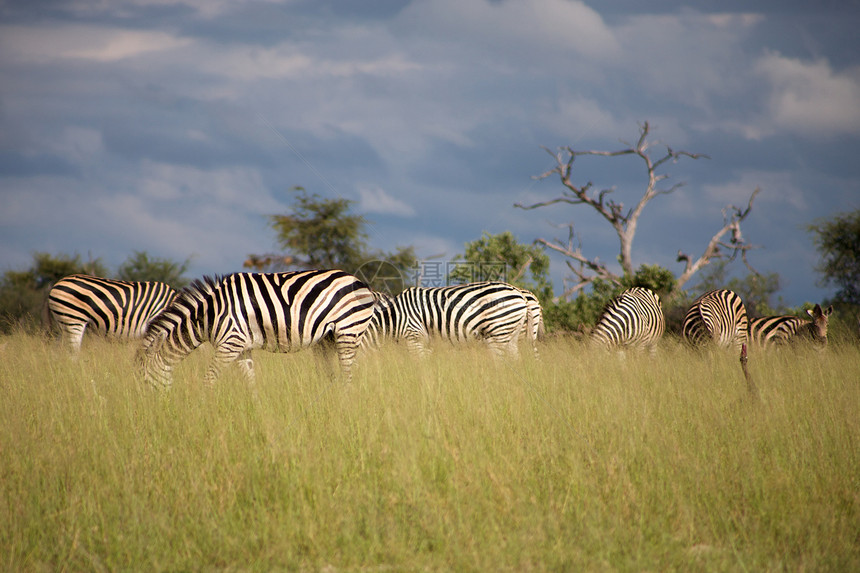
516;122;758;299
675;187;761;289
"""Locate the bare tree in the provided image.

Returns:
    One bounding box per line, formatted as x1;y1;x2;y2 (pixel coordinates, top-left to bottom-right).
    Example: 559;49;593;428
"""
515;122;759;299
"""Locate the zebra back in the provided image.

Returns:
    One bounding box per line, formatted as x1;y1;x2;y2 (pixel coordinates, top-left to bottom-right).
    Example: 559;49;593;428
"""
47;274;176;352
750;304;833;347
591;287;665;352
140;270;376;386
365;281;529;356
682;288;748;350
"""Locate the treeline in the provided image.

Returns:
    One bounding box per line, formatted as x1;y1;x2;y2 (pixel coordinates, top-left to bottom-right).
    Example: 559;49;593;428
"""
3;123;858;339
0;251;190;333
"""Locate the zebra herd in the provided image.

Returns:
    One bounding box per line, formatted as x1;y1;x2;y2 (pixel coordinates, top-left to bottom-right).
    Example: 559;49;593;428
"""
44;272;833;386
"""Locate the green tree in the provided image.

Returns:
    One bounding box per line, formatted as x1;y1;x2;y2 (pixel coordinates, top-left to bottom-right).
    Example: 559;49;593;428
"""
0;252;107;332
245;186;417;292
447;231;553;299
808;209;860;305
246;186;368;272
620;264;675;298
117;251;191;289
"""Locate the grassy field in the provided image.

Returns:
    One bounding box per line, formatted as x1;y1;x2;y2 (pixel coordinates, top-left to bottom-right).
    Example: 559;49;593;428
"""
1;332;859;571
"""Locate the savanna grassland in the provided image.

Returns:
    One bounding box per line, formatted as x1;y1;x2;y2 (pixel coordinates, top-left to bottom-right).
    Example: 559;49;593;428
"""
1;332;859;571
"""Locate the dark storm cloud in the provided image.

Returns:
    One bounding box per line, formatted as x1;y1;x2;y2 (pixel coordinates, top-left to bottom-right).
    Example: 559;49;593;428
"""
1;0;858;306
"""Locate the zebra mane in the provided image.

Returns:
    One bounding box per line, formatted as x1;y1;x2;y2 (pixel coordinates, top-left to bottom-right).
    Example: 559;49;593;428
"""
180;274;223;304
145;274;224;335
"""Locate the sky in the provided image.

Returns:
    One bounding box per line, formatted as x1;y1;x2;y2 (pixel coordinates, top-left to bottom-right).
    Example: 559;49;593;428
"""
1;0;859;306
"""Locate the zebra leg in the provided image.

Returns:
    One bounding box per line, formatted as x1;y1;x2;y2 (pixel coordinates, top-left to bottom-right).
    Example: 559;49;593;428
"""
61;321;87;355
237;350;256;384
334;333;359;382
205;339;246;385
405;331;430;357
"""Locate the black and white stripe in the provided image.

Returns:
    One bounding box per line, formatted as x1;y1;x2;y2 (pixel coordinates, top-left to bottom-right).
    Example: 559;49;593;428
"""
46;274;176;353
363;281;529;357
139;270;377;386
682;288;749;350
749;304;833;347
590;287;665;353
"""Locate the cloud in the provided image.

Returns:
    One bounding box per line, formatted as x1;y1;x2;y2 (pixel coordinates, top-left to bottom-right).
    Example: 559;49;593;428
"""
357;185;415;217
198;46;421;81
58;0;294;20
755;51;860;137
0;24;191;63
536;95;625;141
135;160;278;214
704;172;805;211
399;0;620;60
48;127;105;166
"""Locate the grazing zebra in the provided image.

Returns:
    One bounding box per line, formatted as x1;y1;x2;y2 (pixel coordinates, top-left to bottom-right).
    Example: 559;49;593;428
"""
682;288;749;351
590;287;665;353
518;287;544;358
749;304;833;348
139;270;377;386
362;281;529;357
46;274;176;353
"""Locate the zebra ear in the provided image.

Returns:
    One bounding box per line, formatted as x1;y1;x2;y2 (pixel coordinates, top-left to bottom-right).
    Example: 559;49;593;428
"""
825;305;833;316
807;308;815;319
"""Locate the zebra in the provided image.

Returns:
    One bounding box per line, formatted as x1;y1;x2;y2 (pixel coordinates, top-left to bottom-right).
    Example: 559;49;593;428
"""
749;304;833;348
518;287;544;358
46;274;176;353
590;287;665;354
362;281;530;357
682;288;749;351
139;270;377;386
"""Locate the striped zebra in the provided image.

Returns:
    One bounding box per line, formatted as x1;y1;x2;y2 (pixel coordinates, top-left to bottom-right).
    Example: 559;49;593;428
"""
139;270;377;386
590;287;665;353
682;289;748;351
518;287;544;358
362;281;530;357
46;274;176;353
749;304;833;348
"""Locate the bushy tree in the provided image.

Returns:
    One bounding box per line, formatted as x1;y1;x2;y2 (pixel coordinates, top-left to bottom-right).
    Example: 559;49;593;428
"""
246;186;368;272
447;231;553;299
808;209;860;305
0;252;107;332
245;186;417;292
117;251;190;289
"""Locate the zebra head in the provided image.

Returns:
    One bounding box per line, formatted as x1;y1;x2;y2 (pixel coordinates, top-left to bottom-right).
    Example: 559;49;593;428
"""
805;304;834;345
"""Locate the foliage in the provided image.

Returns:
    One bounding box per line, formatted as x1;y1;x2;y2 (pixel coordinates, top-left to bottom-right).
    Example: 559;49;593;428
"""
447;231;553;299
620;263;676;297
0;252;107;332
117;250;191;289
246;186;418;292
247;186;368;272
543;264;676;333
0;251;191;334
808;208;860;305
693;260;783;316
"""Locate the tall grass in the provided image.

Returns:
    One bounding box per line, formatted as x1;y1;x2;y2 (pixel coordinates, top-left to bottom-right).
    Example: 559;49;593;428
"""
2;332;858;571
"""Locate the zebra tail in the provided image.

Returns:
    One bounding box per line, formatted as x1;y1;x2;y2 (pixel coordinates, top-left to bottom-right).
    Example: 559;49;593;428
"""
40;293;54;334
